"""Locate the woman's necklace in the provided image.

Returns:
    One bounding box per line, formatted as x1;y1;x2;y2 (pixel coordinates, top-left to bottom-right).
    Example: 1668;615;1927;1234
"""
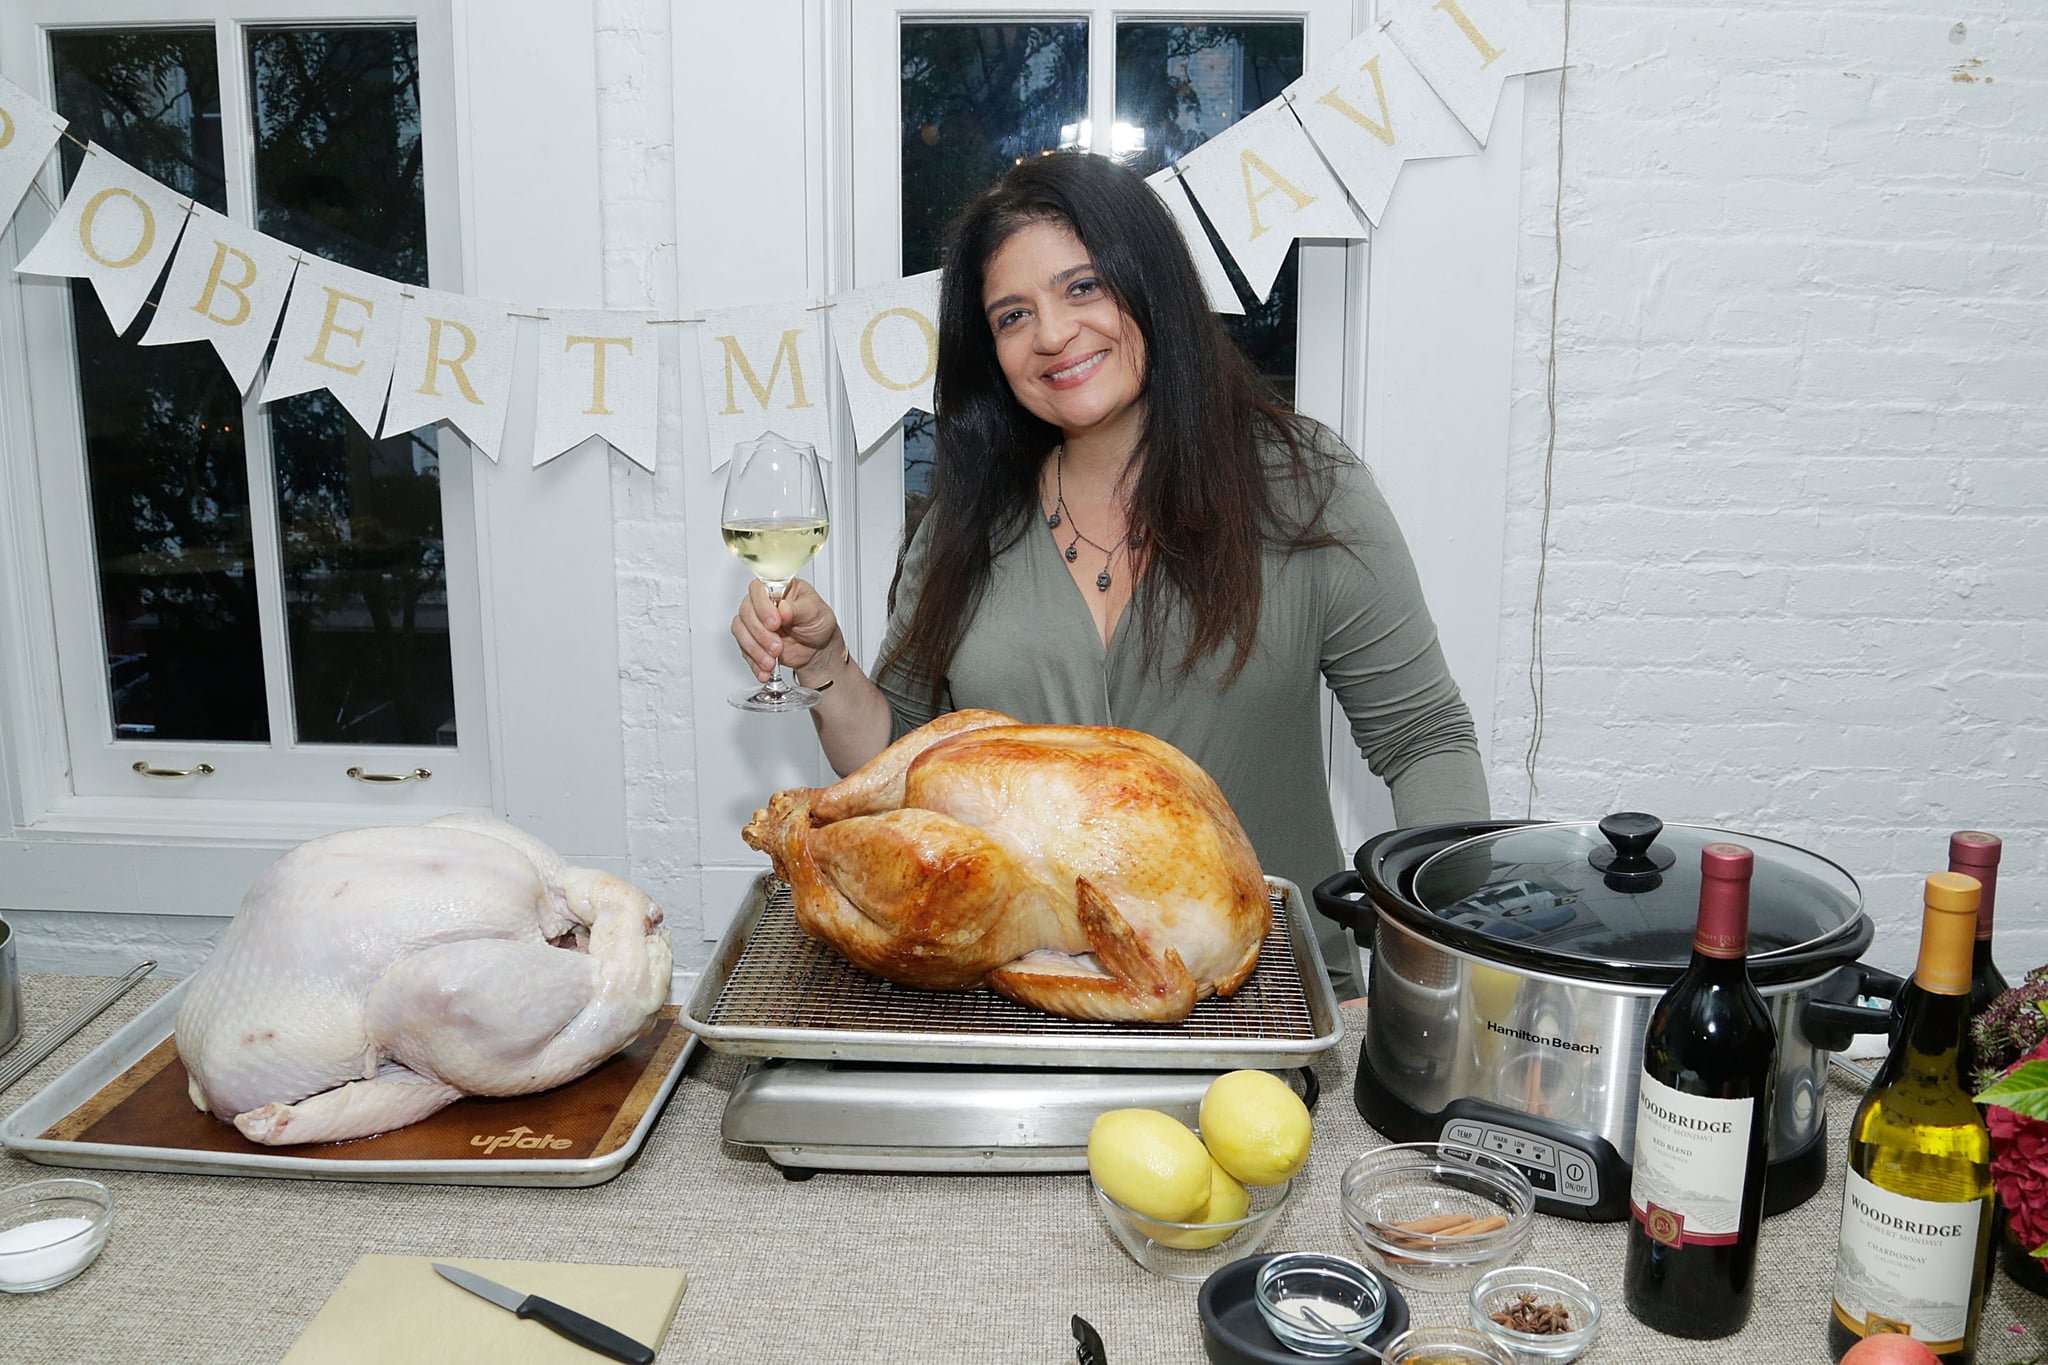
1046;445;1144;593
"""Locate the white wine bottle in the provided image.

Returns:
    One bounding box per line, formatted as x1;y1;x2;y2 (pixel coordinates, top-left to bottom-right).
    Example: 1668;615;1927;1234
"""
1828;872;1995;1363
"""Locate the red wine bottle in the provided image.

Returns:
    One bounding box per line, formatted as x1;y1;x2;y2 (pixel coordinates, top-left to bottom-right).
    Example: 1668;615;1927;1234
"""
1892;832;2007;1087
1623;842;1778;1338
1951;833;2009;1065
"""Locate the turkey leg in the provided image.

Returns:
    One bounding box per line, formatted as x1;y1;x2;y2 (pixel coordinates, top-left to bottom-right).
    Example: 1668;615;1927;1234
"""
987;878;1200;1022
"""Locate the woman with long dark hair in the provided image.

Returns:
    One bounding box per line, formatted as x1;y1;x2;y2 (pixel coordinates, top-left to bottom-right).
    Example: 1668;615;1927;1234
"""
732;151;1486;996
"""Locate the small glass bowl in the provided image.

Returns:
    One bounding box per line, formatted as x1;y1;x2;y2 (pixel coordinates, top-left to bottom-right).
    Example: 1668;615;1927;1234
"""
1253;1251;1389;1357
1468;1265;1602;1363
1093;1175;1293;1283
1382;1323;1517;1365
0;1178;114;1293
1339;1143;1535;1294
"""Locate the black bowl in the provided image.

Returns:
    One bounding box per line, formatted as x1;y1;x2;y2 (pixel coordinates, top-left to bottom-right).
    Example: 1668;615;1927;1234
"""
1198;1252;1410;1365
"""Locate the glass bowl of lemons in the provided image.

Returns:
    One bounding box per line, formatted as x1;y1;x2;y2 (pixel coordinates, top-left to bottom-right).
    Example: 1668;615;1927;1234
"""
1094;1173;1294;1282
1087;1072;1314;1283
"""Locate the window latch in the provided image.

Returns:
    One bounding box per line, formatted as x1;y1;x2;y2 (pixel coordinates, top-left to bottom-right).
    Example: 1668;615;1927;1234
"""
346;766;433;784
131;761;215;779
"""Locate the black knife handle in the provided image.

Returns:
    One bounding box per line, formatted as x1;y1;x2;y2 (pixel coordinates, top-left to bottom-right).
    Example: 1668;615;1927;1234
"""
519;1295;657;1364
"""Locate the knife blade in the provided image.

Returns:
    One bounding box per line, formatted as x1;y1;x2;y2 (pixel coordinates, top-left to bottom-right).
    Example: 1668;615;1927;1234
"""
432;1262;656;1364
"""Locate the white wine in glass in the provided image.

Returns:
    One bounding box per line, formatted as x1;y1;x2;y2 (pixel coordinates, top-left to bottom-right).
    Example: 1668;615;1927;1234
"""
723;431;829;712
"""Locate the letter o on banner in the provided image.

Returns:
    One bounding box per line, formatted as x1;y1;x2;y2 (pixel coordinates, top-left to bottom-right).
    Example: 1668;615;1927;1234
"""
859;306;936;392
79;186;156;270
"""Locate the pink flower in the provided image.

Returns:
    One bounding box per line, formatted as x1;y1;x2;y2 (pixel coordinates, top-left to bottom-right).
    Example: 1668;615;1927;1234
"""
1988;1036;2048;1253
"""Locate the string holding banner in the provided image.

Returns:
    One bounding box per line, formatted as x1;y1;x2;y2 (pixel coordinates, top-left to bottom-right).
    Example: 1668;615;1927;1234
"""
0;0;1561;471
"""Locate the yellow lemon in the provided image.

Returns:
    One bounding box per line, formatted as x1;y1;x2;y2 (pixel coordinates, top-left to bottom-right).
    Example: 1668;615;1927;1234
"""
1152;1158;1252;1249
1088;1108;1214;1221
1198;1069;1312;1186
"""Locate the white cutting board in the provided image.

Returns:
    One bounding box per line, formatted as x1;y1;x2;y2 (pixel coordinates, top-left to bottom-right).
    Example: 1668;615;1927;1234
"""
282;1254;686;1364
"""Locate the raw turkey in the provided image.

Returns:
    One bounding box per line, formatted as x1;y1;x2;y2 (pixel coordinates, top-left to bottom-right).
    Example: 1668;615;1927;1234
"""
176;813;673;1146
742;710;1270;1022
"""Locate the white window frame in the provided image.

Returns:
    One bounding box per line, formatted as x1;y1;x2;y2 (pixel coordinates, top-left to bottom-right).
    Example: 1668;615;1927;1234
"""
0;0;629;920
11;2;491;808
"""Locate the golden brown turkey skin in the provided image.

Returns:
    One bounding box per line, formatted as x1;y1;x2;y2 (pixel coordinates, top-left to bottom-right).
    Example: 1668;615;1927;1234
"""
742;711;1269;1022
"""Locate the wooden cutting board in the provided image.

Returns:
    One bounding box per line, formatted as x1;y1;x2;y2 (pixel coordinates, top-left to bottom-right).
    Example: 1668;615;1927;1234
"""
39;1007;690;1165
281;1254;686;1364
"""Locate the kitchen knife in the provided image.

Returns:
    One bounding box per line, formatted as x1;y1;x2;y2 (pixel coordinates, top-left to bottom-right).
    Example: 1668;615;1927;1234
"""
432;1262;656;1364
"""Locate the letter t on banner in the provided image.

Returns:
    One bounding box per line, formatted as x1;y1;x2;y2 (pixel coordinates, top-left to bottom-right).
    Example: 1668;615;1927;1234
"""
1379;0;1565;144
533;309;658;470
696;298;832;467
0;75;69;226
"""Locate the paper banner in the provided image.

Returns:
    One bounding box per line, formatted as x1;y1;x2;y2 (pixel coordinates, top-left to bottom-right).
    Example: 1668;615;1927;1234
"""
1174;102;1370;303
1144;169;1245;316
1380;0;1566;144
533;309;657;470
262;255;405;436
0;76;68;227
139;205;300;394
826;271;941;456
382;288;517;461
1285;29;1476;227
696;298;831;465
16;144;192;334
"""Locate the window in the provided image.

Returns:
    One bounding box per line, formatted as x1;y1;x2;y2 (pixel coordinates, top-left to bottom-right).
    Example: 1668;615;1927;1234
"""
846;0;1355;657
0;0;627;926
18;14;487;804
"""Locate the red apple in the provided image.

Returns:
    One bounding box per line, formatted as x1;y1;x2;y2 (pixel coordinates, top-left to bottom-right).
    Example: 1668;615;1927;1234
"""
1841;1335;1941;1365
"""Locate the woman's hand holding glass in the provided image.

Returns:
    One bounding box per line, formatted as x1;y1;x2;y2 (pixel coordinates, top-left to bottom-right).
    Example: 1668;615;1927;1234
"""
722;433;830;712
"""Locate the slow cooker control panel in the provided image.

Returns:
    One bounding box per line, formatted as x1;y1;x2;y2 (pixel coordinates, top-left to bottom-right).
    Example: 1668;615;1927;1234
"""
1436;1099;1631;1222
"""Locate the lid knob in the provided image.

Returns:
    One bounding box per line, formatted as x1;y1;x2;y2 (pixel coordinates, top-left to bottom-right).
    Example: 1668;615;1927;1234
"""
1590;811;1677;880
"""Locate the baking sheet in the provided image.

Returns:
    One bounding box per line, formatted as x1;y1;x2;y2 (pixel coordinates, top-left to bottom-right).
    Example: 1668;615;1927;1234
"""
685;874;1343;1068
0;981;696;1186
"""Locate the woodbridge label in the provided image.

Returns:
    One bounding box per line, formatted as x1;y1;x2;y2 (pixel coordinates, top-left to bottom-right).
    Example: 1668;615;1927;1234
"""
1831;1168;1982;1352
1627;1071;1755;1246
1482;1017;1601;1056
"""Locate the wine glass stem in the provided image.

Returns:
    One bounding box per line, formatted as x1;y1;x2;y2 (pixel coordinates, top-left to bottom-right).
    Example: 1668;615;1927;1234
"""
762;580;792;698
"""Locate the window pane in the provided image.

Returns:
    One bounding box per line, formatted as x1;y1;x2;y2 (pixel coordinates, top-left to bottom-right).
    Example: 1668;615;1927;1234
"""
51;30;268;742
898;21;1087;520
1116;21;1304;402
249;26;454;746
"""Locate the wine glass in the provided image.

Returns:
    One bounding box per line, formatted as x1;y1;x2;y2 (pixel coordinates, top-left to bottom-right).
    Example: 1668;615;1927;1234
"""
723;431;830;712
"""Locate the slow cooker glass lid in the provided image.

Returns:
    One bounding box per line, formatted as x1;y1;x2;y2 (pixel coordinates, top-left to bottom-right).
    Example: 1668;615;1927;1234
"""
1410;813;1862;968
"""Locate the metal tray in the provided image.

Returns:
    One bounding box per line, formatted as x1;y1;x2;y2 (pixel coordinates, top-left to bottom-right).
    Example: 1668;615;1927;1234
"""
0;981;697;1187
684;874;1342;1069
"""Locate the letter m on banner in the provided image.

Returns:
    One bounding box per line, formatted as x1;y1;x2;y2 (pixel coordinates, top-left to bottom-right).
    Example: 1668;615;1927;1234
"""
697;298;831;464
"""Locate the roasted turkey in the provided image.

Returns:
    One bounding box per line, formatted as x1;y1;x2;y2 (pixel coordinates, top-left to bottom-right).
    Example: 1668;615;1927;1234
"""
741;710;1270;1022
175;814;673;1145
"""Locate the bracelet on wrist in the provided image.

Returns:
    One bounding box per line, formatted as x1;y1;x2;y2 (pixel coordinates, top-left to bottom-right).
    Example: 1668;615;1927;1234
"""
804;647;852;692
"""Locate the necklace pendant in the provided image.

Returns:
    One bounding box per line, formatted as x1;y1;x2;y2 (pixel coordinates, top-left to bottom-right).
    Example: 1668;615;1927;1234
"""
1095;570;1112;592
1047;510;1061;529
1065;544;1078;563
1128;530;1144;548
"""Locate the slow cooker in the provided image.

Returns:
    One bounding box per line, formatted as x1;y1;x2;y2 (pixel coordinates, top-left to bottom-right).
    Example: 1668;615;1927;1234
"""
1315;813;1899;1222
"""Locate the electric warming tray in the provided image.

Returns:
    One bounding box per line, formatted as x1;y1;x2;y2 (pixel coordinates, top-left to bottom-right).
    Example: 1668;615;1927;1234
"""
684;873;1344;1070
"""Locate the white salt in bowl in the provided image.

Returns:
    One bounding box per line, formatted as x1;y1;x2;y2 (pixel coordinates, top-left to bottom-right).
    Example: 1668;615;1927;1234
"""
0;1177;114;1293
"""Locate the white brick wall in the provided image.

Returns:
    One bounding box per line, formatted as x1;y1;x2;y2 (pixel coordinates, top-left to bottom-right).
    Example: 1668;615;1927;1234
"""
1496;4;2047;983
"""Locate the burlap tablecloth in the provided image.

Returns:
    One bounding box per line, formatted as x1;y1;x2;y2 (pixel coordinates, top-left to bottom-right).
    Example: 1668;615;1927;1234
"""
2;974;2044;1364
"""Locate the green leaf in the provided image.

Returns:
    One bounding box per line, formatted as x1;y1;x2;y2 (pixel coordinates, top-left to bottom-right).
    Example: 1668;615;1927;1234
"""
1977;1059;2048;1118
